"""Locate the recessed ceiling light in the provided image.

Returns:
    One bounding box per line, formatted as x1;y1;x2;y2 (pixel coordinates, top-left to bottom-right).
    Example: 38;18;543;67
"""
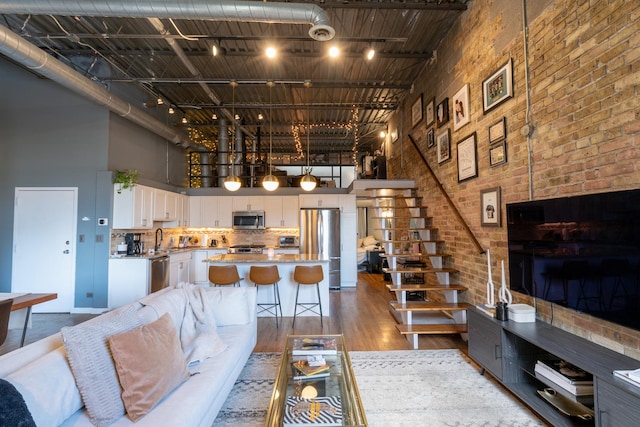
329;46;340;58
266;46;277;58
212;45;218;57
258;113;264;121
366;48;375;60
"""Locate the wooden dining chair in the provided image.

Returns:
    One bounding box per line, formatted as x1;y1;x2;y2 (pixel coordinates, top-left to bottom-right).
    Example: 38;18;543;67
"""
0;298;13;347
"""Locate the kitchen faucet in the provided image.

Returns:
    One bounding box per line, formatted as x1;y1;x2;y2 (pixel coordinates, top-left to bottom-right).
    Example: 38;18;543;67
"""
155;228;163;251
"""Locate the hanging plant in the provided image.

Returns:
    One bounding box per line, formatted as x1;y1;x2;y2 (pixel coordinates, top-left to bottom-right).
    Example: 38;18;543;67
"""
113;169;139;194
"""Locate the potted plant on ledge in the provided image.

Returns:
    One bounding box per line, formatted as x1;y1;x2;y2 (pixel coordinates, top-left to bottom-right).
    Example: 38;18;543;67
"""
113;169;139;194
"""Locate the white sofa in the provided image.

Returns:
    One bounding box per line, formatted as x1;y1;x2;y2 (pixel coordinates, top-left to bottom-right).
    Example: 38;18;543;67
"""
0;285;257;427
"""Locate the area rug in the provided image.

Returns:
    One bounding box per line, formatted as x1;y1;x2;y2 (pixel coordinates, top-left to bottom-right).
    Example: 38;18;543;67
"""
212;350;545;427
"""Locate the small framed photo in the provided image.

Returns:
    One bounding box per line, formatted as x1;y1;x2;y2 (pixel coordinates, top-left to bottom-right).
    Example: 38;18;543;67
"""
488;117;506;143
391;127;398;143
483;58;513;113
457;132;478;183
436;98;449;127
427;128;435;148
411;94;423;127
425;97;435;127
436;128;451;164
489;140;507;167
453;84;470;131
480;187;501;227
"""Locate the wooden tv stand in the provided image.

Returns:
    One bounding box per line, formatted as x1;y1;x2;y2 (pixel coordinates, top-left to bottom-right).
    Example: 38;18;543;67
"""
468;307;640;426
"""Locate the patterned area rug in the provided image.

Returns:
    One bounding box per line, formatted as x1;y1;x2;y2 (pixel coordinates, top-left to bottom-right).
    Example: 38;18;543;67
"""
212;350;545;427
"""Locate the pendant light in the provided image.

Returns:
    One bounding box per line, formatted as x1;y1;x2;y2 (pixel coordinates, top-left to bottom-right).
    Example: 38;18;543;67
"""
300;100;317;192
224;81;241;191
262;81;279;191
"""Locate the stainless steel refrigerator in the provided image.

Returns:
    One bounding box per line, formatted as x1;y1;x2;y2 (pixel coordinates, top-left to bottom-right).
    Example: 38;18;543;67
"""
300;208;341;289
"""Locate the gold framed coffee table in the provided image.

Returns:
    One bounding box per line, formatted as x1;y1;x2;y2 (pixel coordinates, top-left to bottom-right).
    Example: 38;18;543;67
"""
265;334;367;426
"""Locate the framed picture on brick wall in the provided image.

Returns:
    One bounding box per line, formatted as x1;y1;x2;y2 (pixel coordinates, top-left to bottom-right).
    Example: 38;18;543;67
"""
427;128;435;148
436;98;450;127
480;187;501;227
411;94;423;127
489;140;507;167
457;132;478;182
425;97;435;127
436;128;450;164
453;84;470;131
483;59;513;113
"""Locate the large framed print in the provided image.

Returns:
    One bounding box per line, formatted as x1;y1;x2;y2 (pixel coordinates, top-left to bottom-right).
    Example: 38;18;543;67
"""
411;94;423;127
483;58;513;113
425;97;435;127
452;84;470;131
480;187;501;227
436;128;450;164
457;132;478;182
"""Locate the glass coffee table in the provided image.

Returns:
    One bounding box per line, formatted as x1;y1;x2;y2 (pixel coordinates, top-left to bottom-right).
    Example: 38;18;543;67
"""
265;334;367;426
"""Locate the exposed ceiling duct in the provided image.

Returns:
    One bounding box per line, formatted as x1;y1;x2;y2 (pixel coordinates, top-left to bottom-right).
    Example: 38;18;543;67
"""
0;0;335;41
0;23;193;147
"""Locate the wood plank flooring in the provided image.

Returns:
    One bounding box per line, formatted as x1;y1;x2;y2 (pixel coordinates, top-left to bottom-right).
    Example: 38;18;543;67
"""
1;272;467;356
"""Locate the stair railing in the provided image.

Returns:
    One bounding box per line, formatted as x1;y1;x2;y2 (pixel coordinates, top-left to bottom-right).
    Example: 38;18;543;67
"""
407;134;484;254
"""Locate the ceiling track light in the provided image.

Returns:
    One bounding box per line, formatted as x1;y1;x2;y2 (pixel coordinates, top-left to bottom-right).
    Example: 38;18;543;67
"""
168;107;174;114
224;81;242;192
262;82;279;192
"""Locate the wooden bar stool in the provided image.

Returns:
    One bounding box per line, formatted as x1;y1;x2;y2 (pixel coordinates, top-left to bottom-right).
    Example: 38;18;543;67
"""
292;265;324;329
0;298;13;346
249;265;282;327
208;265;242;287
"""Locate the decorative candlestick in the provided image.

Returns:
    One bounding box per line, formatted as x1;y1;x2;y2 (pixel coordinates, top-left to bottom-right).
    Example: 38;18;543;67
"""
486;249;495;307
498;260;513;305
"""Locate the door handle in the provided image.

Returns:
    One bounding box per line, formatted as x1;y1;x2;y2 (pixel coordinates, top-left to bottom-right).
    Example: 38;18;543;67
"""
63;249;70;254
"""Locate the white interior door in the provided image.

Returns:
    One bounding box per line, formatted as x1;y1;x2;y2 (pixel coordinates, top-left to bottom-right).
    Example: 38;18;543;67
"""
12;188;77;312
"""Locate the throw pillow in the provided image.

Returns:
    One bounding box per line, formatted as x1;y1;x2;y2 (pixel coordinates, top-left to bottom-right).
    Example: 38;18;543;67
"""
61;305;142;427
108;313;190;422
205;287;251;326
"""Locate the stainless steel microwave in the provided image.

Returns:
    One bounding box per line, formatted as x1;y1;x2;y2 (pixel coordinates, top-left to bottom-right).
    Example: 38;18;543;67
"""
232;210;265;230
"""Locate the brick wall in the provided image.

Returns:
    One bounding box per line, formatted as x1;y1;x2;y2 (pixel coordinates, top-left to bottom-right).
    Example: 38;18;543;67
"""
387;0;640;359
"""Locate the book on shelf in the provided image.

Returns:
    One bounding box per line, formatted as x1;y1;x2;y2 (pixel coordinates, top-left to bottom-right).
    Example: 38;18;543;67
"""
534;364;594;397
293;360;330;380
535;359;593;385
613;369;640;388
292;338;338;356
475;304;496;317
283;396;342;427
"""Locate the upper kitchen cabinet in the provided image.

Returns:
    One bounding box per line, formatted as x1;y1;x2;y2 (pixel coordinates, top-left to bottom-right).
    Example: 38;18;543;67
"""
299;194;341;208
112;184;154;229
189;196;232;227
178;193;189;227
265;196;299;227
153;189;179;222
232;196;264;212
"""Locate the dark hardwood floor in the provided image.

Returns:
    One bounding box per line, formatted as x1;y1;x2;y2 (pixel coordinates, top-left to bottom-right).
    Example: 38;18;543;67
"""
1;272;467;356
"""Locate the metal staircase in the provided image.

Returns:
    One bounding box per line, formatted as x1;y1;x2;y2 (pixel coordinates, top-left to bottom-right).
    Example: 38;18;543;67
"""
369;186;470;349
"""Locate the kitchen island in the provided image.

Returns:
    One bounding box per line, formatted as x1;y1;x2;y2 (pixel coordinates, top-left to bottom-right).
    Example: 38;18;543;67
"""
204;253;330;317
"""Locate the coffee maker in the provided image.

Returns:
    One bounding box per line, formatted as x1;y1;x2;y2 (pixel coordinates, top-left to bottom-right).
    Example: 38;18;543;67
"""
125;233;143;255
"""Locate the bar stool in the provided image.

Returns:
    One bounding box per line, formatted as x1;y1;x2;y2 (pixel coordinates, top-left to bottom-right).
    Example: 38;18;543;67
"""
292;265;324;329
249;265;282;327
208;265;242;287
0;298;13;346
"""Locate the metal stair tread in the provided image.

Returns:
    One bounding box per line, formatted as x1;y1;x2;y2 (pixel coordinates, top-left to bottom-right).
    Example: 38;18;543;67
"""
381;239;443;244
389;301;471;312
386;283;467;292
383;267;458;274
381;252;451;258
395;323;468;335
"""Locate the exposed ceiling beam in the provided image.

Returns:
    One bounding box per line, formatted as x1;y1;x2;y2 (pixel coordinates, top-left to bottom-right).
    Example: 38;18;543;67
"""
177;102;399;111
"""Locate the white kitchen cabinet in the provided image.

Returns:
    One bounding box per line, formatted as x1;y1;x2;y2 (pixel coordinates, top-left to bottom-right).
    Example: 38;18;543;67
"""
299;194;341;208
340;212;358;287
189;196;232;227
265;196;299;227
172;193;189;227
232;196;264;212
153;189;178;221
108;258;149;309
340;194;356;213
190;249;226;286
112;184;154;229
169;251;191;287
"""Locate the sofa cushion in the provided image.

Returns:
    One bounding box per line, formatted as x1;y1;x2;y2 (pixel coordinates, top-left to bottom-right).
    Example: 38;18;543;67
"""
61;304;142;427
205;287;251;326
6;346;82;427
108;314;190;422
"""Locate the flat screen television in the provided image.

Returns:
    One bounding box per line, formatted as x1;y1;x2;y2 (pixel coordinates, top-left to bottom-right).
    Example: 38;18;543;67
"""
507;189;640;330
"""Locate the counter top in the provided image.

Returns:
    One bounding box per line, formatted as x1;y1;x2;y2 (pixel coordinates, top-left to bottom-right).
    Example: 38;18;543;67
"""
204;253;328;263
110;246;228;260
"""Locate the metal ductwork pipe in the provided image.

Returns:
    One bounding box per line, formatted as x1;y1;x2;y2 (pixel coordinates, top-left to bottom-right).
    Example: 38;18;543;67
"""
200;152;212;188
217;118;229;187
0;1;335;41
0;24;193;148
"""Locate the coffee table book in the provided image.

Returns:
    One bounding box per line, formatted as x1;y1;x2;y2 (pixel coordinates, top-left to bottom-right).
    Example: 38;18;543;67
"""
293;360;331;380
283;396;342;426
292;338;338;356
